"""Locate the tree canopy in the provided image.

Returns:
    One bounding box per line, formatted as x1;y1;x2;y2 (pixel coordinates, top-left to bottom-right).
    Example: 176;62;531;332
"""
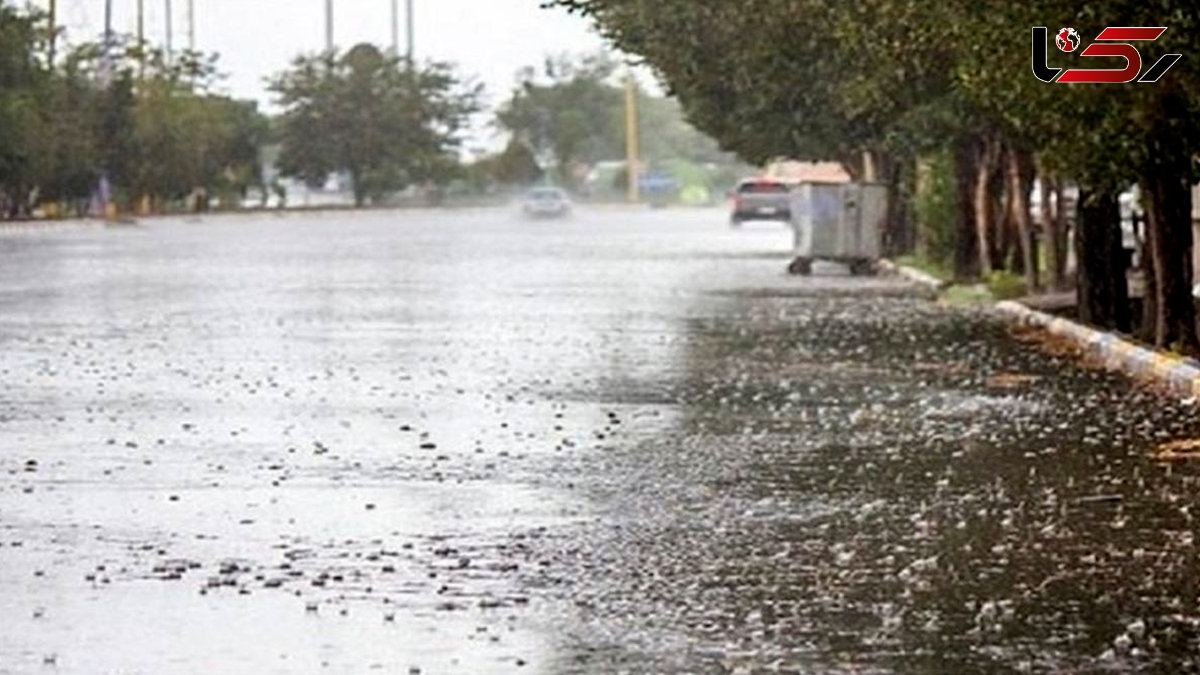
494;52;739;188
0;5;268;216
552;0;1200;350
269;45;482;206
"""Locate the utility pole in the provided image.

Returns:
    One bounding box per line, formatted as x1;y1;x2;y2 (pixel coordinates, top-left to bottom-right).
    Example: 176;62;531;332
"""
406;0;414;62
325;0;334;52
47;0;56;66
137;0;145;78
101;0;116;220
624;72;641;204
391;0;400;56
165;0;174;64
102;0;114;64
187;0;195;51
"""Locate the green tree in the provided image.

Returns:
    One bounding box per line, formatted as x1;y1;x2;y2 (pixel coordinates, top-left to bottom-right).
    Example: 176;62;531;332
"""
638;96;731;165
1;3;269;219
485;140;544;187
496;53;624;186
553;0;1200;349
270;44;481;207
31;50;102;210
0;5;49;216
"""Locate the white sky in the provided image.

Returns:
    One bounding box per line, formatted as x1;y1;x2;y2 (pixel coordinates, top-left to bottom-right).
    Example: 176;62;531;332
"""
38;0;615;149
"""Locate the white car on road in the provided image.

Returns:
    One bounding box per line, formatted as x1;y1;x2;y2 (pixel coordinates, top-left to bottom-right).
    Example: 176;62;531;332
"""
521;187;572;219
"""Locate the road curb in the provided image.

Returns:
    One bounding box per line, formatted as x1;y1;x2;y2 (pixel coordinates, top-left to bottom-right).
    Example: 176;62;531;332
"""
878;260;949;292
995;300;1200;398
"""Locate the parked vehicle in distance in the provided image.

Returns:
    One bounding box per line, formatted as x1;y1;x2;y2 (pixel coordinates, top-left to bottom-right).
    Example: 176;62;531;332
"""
730;178;793;226
639;171;680;209
521;187;572;219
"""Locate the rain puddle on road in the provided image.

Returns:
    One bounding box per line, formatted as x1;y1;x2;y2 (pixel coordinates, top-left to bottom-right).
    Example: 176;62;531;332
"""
0;209;776;673
5;210;1200;673
525;288;1200;674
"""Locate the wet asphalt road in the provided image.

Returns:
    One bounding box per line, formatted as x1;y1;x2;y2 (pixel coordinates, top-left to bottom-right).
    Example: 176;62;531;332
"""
3;207;1200;674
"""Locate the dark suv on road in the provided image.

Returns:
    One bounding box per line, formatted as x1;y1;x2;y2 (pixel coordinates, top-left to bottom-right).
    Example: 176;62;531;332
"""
730;178;792;226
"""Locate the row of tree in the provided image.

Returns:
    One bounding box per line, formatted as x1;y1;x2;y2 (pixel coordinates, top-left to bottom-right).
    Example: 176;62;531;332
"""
553;0;1200;351
2;4;741;216
0;6;267;217
0;6;482;214
269;45;481;207
493;53;739;190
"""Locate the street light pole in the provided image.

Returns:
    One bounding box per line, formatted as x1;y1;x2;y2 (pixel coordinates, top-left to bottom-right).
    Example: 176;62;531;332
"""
390;0;398;56
137;0;145;78
165;0;174;64
406;0;414;62
187;0;195;52
101;0;116;220
103;0;113;58
47;0;56;66
325;0;334;52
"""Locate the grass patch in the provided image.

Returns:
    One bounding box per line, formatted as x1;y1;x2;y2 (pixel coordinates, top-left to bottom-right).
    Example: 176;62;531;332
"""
940;284;994;306
895;254;954;283
985;270;1028;300
892;255;1030;306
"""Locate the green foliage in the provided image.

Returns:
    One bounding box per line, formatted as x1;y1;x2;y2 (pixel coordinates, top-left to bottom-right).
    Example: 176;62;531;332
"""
551;0;1200;347
939;283;994;307
270;44;481;206
986;271;1028;301
638;97;731;165
492;141;543;185
553;0;1200;187
495;52;743;189
0;5;53;215
466;140;544;190
0;5;269;216
912;151;957;266
496;53;623;186
550;0;930;167
894;254;953;284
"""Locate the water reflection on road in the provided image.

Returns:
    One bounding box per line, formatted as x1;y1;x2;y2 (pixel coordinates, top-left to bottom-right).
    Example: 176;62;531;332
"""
1;207;1199;674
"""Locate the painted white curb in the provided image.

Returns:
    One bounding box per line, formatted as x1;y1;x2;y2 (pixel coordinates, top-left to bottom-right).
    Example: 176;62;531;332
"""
878;260;949;292
995;300;1200;398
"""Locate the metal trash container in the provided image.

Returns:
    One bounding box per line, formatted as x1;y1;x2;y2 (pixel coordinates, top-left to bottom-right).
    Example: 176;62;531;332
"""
788;182;886;276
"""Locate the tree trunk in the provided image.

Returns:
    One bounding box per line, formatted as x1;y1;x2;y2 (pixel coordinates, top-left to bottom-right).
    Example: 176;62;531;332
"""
1053;180;1070;283
1140;87;1199;353
1041;171;1065;290
1139;197;1159;343
974;135;1001;276
1007;147;1038;291
1076;186;1130;332
350;168;367;208
996;167;1014;270
954;137;980;279
862;149;877;183
1142;168;1198;352
841;153;865;183
883;156;914;257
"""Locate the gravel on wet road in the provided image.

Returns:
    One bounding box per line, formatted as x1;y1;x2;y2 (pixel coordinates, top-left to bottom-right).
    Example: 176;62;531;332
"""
1;207;1199;674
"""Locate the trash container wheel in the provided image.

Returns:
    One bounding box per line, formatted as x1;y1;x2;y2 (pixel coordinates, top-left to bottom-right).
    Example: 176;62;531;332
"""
848;259;877;277
787;257;813;276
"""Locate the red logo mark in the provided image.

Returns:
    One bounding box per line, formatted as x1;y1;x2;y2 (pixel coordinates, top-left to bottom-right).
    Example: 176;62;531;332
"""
1032;26;1182;84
